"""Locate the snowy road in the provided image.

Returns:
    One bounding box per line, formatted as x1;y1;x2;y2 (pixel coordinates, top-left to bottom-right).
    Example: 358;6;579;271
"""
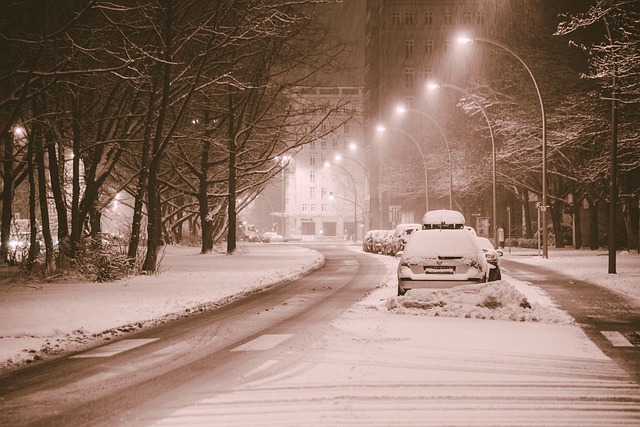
1;244;639;426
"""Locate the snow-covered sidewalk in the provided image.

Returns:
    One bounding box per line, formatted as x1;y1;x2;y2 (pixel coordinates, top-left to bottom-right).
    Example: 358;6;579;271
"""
0;243;638;377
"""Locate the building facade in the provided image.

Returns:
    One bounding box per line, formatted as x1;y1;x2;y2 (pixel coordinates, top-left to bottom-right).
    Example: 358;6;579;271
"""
283;86;366;241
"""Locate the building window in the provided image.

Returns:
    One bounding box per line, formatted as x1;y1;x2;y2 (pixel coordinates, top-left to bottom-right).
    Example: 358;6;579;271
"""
405;40;414;58
463;11;472;24
310;170;315;183
343;138;349;149
309;153;316;166
321;139;327;149
404;96;414;108
322;188;327;199
404;68;414;89
404;11;414;25
424;11;433;25
424;67;434;81
333;139;338;149
310;187;315;198
476;11;485;25
424;39;433;54
310;140;316;150
302;204;308;212
321;204;327;212
443;39;451;52
310;204;316;212
321;154;327;165
391;11;400;25
343;123;350;134
444;10;453;25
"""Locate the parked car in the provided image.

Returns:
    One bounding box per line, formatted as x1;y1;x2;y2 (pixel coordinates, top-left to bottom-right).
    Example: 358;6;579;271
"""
262;232;284;243
373;230;393;254
397;210;489;295
381;230;396;255
476;237;503;281
422;209;466;230
390;223;422;256
362;230;378;252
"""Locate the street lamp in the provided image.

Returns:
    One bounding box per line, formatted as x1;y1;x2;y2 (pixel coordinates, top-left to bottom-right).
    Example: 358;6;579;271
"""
458;35;547;258
325;162;359;241
394;106;453;210
335;154;371;234
350;143;393;229
427;82;498;248
275;155;291;239
376;125;430;212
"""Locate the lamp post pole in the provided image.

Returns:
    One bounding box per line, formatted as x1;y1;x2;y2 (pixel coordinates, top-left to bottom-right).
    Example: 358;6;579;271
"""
377;125;429;212
459;36;547;258
326;162;359;241
335;154;371;234
427;83;498;247
395;107;453;210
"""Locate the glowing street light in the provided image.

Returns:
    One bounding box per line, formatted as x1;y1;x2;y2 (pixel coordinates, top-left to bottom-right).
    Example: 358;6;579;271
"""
458;35;548;258
427;82;498;248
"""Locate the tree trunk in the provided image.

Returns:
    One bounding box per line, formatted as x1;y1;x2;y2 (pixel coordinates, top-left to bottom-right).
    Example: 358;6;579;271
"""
550;200;564;249
45;127;68;242
26;129;38;271
33;99;55;274
199;110;213;254
573;195;582;249
70;96;82;257
521;188;533;238
0;131;14;262
587;197;599;250
227;93;237;254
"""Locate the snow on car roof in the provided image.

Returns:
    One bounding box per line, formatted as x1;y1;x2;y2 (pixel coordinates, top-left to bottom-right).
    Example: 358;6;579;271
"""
403;229;481;260
422;209;465;227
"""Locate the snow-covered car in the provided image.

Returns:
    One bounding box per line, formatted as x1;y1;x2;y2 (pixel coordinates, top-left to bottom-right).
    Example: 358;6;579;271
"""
373;230;393;254
381;230;396;255
397;228;489;296
422;209;466;230
476;237;503;281
390;223;422;255
362;230;379;252
263;232;284;243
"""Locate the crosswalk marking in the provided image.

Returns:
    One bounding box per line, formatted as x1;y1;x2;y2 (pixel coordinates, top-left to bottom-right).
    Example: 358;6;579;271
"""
231;334;294;352
601;331;633;347
70;338;159;358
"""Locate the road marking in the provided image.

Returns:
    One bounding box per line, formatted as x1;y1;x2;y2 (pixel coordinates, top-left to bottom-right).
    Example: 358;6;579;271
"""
70;338;159;358
243;359;280;378
231;334;294;352
601;331;633;347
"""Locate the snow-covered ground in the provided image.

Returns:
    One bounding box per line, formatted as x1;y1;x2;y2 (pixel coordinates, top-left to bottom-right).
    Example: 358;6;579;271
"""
0;243;638;376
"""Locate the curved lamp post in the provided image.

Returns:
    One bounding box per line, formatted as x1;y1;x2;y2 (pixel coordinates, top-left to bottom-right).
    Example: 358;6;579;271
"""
325;161;359;240
395;106;453;210
428;82;498;248
376;124;430;212
335;154;371;234
349;143;392;229
458;36;547;258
